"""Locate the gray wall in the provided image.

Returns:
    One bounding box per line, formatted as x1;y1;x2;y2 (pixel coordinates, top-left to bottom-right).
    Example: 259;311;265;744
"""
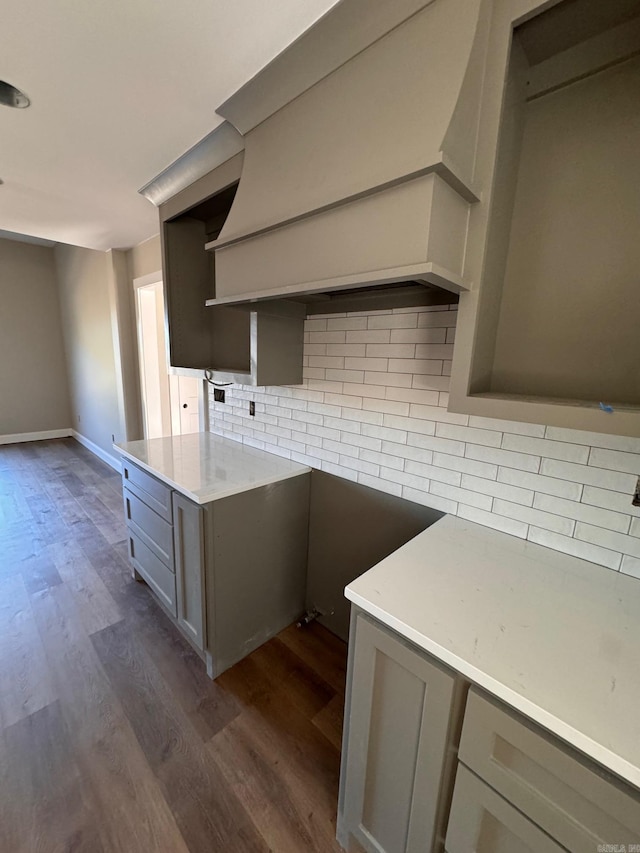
0;237;71;437
54;243;124;462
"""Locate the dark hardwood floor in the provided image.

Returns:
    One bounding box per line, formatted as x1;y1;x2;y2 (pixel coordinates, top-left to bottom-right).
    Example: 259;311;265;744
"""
0;438;347;853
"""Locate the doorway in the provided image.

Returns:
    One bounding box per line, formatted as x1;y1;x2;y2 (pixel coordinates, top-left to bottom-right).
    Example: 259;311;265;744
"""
133;273;204;439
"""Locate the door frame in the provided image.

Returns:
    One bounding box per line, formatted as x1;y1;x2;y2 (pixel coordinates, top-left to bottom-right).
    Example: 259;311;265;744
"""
133;271;207;438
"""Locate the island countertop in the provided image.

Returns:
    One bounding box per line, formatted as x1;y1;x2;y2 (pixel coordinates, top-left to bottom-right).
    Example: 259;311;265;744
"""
115;432;310;504
345;514;640;791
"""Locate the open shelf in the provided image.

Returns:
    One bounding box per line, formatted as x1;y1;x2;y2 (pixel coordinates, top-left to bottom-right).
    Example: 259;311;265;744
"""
460;0;640;432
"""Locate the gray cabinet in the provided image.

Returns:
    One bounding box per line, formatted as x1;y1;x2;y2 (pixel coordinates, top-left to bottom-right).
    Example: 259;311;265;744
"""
172;492;206;652
338;611;640;853
122;459;310;677
339;612;464;853
453;689;640;852
445;765;565;853
159;154;305;386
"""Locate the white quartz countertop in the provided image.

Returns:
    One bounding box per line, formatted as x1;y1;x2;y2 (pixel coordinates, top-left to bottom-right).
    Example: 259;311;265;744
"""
115;433;309;504
346;514;640;791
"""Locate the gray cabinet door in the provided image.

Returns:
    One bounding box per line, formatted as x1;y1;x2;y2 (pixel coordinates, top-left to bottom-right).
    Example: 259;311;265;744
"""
172;493;206;651
445;765;566;853
342;613;460;853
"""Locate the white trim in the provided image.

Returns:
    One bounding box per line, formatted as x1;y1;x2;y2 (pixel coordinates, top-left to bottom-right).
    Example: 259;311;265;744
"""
133;270;162;289
72;430;121;471
0;428;72;445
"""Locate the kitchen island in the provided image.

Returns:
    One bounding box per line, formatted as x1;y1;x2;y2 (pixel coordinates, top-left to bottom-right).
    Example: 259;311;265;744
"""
115;432;310;677
339;515;640;852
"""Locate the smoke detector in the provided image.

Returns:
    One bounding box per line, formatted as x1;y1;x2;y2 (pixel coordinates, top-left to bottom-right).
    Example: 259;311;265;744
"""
0;81;30;109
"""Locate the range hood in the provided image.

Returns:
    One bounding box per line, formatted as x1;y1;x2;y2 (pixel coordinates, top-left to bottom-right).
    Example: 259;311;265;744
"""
205;0;490;307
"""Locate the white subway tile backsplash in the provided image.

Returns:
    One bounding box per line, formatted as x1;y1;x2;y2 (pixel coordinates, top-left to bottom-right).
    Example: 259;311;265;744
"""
309;330;346;344
379;467;431;493
575;523;640;559
390;327;447;344
368;313;417;329
461;475;534;506
533;494;630;534
497;468;582;501
541;459;636;493
382;414;436;436
341;406;383;426
346;329;391;344
430;481;493;511
469;416;546;437
493;499;575;536
411;374;451;392
326;344;367;357
404;459;461;486
388;358;443;375
364;371;413;388
588;447;640;476
417;310;458;328
381;440;434;466
457;505;528;539
466;444;540;473
404;488;457;514
326;368;365;383
343;382;387;400
363;398;410;417
502;434;589;465
386;388;441;406
436;423;502;448
208;307;640;580
409;404;469;426
366;343;416;358
433;452;498;480
527;528;622;571
359;448;405;471
414;344;455;361
581;485;640;518
362;423;408;444
545;427;640;454
621;555;640;579
408;432;465;457
327;316;368;331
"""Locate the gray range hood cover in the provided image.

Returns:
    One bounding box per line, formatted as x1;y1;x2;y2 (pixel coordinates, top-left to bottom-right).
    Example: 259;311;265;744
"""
208;0;490;305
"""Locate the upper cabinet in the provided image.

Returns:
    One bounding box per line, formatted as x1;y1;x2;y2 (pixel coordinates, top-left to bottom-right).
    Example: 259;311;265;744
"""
449;0;640;437
160;154;305;386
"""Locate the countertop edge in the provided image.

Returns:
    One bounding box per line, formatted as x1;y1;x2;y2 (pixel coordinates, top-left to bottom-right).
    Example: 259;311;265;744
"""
114;445;310;504
345;587;640;791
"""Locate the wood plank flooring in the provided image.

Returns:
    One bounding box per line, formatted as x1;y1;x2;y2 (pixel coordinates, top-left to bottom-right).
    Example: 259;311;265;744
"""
0;438;347;853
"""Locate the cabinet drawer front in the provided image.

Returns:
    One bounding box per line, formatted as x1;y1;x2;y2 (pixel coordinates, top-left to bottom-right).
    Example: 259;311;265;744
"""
459;690;640;851
128;533;177;617
445;764;565;853
122;461;172;522
124;488;174;570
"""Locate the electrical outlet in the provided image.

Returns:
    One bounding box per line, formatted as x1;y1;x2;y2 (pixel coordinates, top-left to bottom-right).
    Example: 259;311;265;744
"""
633;477;640;508
214;388;225;403
249;401;255;417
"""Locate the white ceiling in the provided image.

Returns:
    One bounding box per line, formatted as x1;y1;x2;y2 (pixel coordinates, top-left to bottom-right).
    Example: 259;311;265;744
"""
0;0;340;251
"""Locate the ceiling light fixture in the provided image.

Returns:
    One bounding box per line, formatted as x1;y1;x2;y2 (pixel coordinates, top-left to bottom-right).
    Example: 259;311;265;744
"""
0;81;30;108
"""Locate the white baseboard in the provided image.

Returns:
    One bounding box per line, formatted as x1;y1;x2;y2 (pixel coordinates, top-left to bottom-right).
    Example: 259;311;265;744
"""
72;431;121;472
0;428;72;446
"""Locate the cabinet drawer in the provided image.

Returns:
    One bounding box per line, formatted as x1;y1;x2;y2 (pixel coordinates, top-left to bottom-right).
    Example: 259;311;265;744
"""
124;488;174;570
122;461;172;522
459;689;640;852
128;533;177;617
445;764;565;853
